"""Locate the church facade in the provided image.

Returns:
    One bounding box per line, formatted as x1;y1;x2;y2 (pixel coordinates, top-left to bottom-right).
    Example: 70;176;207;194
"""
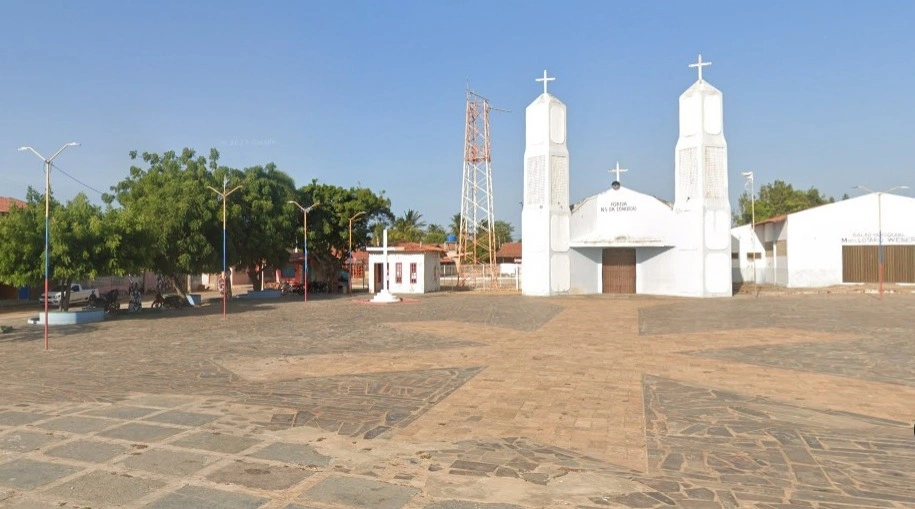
521;58;733;298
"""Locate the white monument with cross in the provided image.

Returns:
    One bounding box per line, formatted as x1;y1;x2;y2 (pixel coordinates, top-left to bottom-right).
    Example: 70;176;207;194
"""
521;56;732;297
672;53;732;297
521;69;571;296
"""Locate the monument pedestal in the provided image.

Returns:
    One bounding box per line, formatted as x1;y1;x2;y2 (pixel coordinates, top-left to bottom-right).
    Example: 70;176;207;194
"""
370;289;401;304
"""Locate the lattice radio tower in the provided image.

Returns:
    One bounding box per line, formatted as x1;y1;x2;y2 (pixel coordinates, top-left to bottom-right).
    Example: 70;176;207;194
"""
458;88;502;288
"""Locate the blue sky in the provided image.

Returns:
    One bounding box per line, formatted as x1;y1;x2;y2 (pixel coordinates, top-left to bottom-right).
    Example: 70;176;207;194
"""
1;0;913;234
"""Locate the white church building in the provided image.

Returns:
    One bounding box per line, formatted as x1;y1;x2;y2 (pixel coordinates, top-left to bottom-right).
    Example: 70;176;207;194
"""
522;58;733;297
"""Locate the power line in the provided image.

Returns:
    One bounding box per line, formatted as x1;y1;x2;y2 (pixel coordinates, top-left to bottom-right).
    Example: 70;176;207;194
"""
50;162;106;196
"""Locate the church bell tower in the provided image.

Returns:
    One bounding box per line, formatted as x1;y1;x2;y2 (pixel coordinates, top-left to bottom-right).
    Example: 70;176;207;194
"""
521;70;571;296
673;55;732;297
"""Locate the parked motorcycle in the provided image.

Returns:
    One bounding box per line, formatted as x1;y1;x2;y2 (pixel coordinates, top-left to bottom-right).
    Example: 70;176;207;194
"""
280;281;305;296
87;289;120;316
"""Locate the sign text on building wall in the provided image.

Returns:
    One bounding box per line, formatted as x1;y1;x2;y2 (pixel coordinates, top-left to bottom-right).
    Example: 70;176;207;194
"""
841;232;915;244
599;201;638;213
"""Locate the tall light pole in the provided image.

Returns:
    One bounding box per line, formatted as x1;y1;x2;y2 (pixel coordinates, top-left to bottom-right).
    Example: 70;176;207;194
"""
18;142;80;350
348;211;366;294
741;171;757;291
288;200;320;303
853;185;910;300
207;177;242;319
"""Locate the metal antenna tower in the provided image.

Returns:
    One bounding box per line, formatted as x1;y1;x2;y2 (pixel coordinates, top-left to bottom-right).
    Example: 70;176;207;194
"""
458;88;505;288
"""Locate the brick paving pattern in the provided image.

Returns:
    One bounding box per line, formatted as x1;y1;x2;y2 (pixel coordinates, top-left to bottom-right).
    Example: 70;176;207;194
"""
0;291;911;508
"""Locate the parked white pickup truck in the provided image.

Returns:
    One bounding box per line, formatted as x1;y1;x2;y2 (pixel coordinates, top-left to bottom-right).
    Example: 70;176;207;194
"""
40;284;99;306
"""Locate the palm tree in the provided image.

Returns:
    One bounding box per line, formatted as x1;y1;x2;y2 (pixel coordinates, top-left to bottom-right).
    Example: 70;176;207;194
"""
392;209;426;242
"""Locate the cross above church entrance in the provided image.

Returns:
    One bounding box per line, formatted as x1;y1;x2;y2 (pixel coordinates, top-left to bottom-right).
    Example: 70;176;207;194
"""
535;70;555;95
609;161;628;183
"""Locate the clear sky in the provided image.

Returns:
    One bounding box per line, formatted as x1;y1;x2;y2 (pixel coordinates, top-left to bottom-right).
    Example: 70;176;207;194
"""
1;0;913;234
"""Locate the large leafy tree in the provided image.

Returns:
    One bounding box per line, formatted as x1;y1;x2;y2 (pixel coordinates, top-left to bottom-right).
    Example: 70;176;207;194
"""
50;193;122;309
735;180;835;225
104;148;221;296
296;181;392;290
0;190;120;310
0;188;46;290
223;164;297;291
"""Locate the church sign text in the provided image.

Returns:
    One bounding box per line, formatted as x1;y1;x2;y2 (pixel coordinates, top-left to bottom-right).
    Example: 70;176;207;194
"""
841;232;915;245
600;201;638;213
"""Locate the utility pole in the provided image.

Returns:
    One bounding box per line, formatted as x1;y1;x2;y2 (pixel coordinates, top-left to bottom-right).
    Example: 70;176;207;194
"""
207;177;242;319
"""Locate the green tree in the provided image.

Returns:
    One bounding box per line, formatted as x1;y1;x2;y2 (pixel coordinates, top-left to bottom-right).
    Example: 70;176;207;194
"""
296;181;392;291
422;224;447;245
104;149;222;298
51;194;122;310
493;220;514;247
0;190;121;310
224;163;297;291
735;180;835;225
0;188;46;290
390;209;426;243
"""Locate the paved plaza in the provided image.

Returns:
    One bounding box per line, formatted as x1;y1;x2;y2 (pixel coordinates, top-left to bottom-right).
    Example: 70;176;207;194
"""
0;290;913;508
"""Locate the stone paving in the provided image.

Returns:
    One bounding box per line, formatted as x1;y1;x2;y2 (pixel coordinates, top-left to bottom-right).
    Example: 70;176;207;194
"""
0;291;913;508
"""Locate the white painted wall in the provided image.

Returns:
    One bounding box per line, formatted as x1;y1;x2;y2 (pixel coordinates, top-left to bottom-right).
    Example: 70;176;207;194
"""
637;247;682;295
521;91;570;296
568;248;600;294
367;250;441;294
787;193;915;287
672;77;732;297
570;187;676;247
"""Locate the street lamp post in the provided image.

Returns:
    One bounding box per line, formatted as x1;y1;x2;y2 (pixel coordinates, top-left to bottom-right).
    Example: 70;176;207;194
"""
853;185;910;300
347;211;366;294
18;142;80;350
288;200;320;303
741;171;757;292
207;177;242;319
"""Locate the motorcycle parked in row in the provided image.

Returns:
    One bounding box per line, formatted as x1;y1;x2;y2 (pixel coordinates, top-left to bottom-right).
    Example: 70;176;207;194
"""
87;289;121;316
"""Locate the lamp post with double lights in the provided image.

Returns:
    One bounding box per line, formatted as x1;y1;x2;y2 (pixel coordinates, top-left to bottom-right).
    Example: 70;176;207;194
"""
18;142;80;350
288;200;320;303
853;185;910;300
741;171;757;291
207;177;242;319
347;211;366;294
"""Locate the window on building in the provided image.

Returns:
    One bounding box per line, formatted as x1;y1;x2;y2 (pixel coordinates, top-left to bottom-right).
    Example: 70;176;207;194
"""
410;262;417;284
395;263;403;284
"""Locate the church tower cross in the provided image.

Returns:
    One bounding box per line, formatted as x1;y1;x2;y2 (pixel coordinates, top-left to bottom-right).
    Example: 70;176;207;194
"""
609;161;628;183
535;69;556;95
688;54;712;82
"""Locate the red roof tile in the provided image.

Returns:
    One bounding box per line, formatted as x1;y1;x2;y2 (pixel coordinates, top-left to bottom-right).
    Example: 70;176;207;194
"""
495;242;522;259
0;197;26;214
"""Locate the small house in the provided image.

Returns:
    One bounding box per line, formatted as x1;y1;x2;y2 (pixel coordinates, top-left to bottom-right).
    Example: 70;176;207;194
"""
367;243;443;294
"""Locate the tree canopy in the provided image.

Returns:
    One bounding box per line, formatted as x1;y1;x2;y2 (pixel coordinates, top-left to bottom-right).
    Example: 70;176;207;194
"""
735;179;835;225
104;149;221;293
0;189;120;310
295;180;393;285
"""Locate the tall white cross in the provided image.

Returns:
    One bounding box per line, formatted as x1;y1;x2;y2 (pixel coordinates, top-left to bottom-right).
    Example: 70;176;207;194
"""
535;69;555;95
688;54;712;81
609;161;628;183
